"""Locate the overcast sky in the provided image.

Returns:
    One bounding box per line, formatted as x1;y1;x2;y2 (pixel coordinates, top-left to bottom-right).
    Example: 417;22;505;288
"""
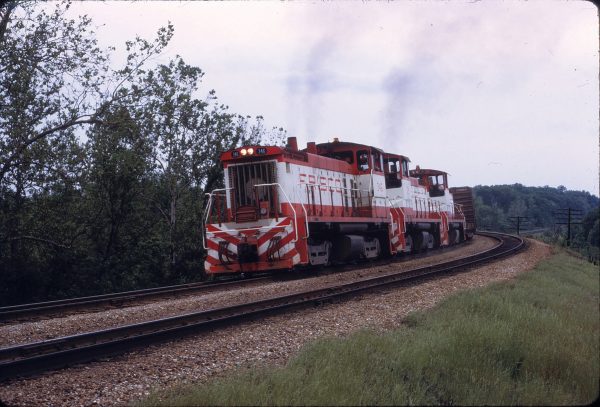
67;1;599;195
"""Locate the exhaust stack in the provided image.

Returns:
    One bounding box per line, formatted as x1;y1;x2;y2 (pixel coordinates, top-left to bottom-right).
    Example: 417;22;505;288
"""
287;136;298;151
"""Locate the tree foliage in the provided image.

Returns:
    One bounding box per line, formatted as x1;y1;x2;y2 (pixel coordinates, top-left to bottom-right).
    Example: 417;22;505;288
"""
0;1;286;306
473;184;599;259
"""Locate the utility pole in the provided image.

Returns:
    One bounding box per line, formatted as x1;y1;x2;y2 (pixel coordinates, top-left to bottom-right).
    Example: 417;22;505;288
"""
553;208;583;247
508;216;529;235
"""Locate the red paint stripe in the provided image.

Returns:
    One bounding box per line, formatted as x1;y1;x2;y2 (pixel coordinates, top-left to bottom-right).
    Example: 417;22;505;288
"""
206;232;240;246
257;220;291;245
206;224;223;232
204;256;220;266
258;231;297;261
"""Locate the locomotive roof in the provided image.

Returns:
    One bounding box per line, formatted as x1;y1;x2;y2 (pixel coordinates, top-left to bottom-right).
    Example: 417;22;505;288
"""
314;140;411;162
409;168;448;176
314;140;384;154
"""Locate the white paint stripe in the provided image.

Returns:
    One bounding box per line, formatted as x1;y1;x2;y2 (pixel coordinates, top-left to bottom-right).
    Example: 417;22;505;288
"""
207;245;237;260
264;243;294;259
207;217;290;234
257;226;293;253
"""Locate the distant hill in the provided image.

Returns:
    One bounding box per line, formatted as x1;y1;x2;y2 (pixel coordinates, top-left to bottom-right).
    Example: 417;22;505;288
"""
472;184;599;248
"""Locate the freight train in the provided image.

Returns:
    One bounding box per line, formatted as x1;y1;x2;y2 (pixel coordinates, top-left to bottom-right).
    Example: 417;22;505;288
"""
203;137;474;276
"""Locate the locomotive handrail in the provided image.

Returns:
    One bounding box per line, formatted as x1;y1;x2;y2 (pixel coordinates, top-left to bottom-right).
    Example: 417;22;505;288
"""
302;183;372;215
300;198;309;240
202;188;234;250
291;186;310;239
204;184;303;244
455;203;464;216
301;183;388;204
254;183;301;244
206;225;289;236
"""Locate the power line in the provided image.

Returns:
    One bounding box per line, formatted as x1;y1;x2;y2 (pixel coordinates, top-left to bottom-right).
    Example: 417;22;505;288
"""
552;208;583;247
508;216;529;235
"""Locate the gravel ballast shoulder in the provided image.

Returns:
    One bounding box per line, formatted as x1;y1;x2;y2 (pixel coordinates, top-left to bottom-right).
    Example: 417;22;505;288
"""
0;237;552;407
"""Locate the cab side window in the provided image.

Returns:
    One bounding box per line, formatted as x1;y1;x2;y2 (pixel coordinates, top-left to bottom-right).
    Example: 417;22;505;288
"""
384;158;402;189
429;175;445;197
357;150;370;171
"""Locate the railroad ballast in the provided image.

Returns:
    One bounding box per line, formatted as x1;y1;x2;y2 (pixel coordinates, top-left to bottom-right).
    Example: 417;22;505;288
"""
203;137;474;275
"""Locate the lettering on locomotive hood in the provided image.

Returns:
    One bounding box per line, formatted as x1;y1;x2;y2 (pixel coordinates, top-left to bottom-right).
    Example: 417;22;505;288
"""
298;173;343;192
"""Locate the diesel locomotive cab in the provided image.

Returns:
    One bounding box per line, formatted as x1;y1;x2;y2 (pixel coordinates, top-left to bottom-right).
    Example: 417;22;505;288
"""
383;153;410;189
410;167;448;198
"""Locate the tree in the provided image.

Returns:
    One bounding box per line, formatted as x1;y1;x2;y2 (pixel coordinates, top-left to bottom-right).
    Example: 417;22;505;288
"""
0;1;172;246
134;56;286;270
0;1;108;186
0;1;287;304
0;0;174;303
85;106;151;264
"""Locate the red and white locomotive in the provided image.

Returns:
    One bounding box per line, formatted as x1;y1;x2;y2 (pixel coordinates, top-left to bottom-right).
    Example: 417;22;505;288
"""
203;137;469;276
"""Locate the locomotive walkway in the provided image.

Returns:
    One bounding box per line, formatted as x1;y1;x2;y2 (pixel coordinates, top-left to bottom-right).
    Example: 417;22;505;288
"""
0;232;524;382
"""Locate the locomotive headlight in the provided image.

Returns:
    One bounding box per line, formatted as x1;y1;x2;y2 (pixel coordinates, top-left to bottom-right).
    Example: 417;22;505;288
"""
240;148;247;156
247;148;254;155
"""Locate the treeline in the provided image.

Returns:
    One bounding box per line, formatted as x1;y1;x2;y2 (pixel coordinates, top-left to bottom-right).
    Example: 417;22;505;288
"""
474;184;599;256
0;2;285;306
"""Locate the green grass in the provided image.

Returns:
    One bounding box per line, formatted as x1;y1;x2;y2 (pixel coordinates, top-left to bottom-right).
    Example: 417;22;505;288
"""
141;252;599;406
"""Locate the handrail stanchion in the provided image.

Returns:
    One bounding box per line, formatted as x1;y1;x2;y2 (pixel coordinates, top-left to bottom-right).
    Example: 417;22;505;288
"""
202;188;234;250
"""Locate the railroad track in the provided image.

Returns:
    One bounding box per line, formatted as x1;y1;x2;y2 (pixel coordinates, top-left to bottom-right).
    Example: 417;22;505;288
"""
0;232;524;382
0;236;475;323
0;275;275;323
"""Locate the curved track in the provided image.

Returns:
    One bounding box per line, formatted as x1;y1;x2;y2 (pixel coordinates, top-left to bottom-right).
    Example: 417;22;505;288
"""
0;275;276;323
0;236;482;323
0;232;524;382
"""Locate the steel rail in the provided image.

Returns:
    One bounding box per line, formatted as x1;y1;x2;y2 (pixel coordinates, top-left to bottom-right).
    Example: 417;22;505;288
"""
0;275;273;323
0;232;523;382
0;232;484;323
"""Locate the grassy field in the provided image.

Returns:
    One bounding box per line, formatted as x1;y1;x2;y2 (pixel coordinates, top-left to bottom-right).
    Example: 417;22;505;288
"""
141;251;599;406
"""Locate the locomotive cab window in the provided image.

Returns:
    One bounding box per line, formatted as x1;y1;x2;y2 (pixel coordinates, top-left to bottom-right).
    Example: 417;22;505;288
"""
384;157;402;189
357;150;370;171
428;174;446;197
401;160;409;178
